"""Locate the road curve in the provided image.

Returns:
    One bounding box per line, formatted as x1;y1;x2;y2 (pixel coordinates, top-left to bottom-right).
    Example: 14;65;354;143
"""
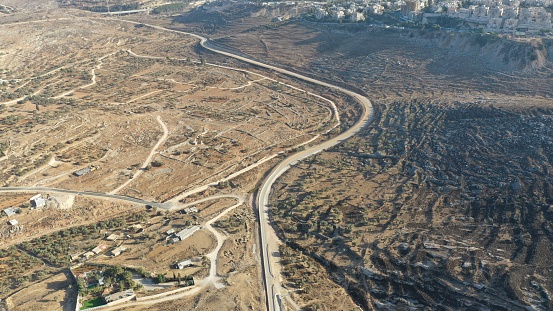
200;32;374;311
203;195;245;288
104;19;375;311
230;48;375;311
113;21;376;311
2;17;375;311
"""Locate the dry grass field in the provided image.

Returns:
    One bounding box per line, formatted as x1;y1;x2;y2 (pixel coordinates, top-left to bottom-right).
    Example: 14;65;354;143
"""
2;1;553;310
0;15;335;203
159;3;553;310
0;5;340;310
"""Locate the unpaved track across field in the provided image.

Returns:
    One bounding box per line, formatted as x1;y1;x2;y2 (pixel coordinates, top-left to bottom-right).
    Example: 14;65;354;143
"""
110;115;169;194
0;17;376;311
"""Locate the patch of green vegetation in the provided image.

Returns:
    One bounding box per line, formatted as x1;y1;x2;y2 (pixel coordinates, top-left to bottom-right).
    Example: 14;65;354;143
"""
19;217;128;266
0;246;53;296
83;4;139;13
78;265;137;297
434;16;466;29
0;141;7;157
214;213;245;234
155;273;167;283
80;297;105;310
151;160;164;167
27;95;76;107
474;33;500;47
152;3;187;14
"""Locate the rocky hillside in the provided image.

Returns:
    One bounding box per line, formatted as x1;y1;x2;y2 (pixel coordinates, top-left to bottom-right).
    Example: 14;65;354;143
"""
0;0;58;11
428;32;553;72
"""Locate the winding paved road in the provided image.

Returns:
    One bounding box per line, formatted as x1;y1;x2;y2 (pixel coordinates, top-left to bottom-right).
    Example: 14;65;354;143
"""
99;22;375;311
194;28;375;311
0;17;376;311
235;53;375;311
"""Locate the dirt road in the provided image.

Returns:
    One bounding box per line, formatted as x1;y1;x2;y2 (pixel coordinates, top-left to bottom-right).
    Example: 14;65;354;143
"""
110;115;169;194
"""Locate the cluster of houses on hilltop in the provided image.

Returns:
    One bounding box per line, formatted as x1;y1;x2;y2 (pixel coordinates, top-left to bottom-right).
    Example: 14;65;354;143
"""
435;2;552;33
71;244;109;262
256;0;553;35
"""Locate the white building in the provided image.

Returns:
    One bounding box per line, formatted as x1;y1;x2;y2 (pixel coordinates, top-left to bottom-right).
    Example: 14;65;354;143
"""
106;233;119;241
173;226;201;243
331;8;345;20
183;207;198;214
351;11;366;21
110;246;127;257
175;260;193;269
517;7;552;31
30;197;46;208
91;244;108;254
470;5;491;23
2;207;17;217
451;8;471;18
365;4;384;14
503;7;519;19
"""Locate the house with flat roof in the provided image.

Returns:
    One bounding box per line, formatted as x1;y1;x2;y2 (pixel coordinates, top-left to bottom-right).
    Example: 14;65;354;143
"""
2;207;17;217
73;167;91;177
106;233;119;241
83;251;95;259
92;244;108;254
8;219;18;226
183;207;198;214
175;260;193;269
110;246;127;257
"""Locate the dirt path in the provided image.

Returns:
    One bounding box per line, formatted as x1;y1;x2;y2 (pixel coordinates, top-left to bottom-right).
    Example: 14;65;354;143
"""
54;51;116;99
110;115;169;194
206;77;267;91
201;195;244;288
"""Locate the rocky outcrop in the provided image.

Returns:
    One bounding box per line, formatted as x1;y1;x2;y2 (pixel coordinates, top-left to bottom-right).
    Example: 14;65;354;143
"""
430;32;552;72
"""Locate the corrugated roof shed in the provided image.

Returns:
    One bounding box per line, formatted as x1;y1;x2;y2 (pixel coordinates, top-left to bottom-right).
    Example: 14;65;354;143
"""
175;226;200;241
2;207;17;217
73;167;91;177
